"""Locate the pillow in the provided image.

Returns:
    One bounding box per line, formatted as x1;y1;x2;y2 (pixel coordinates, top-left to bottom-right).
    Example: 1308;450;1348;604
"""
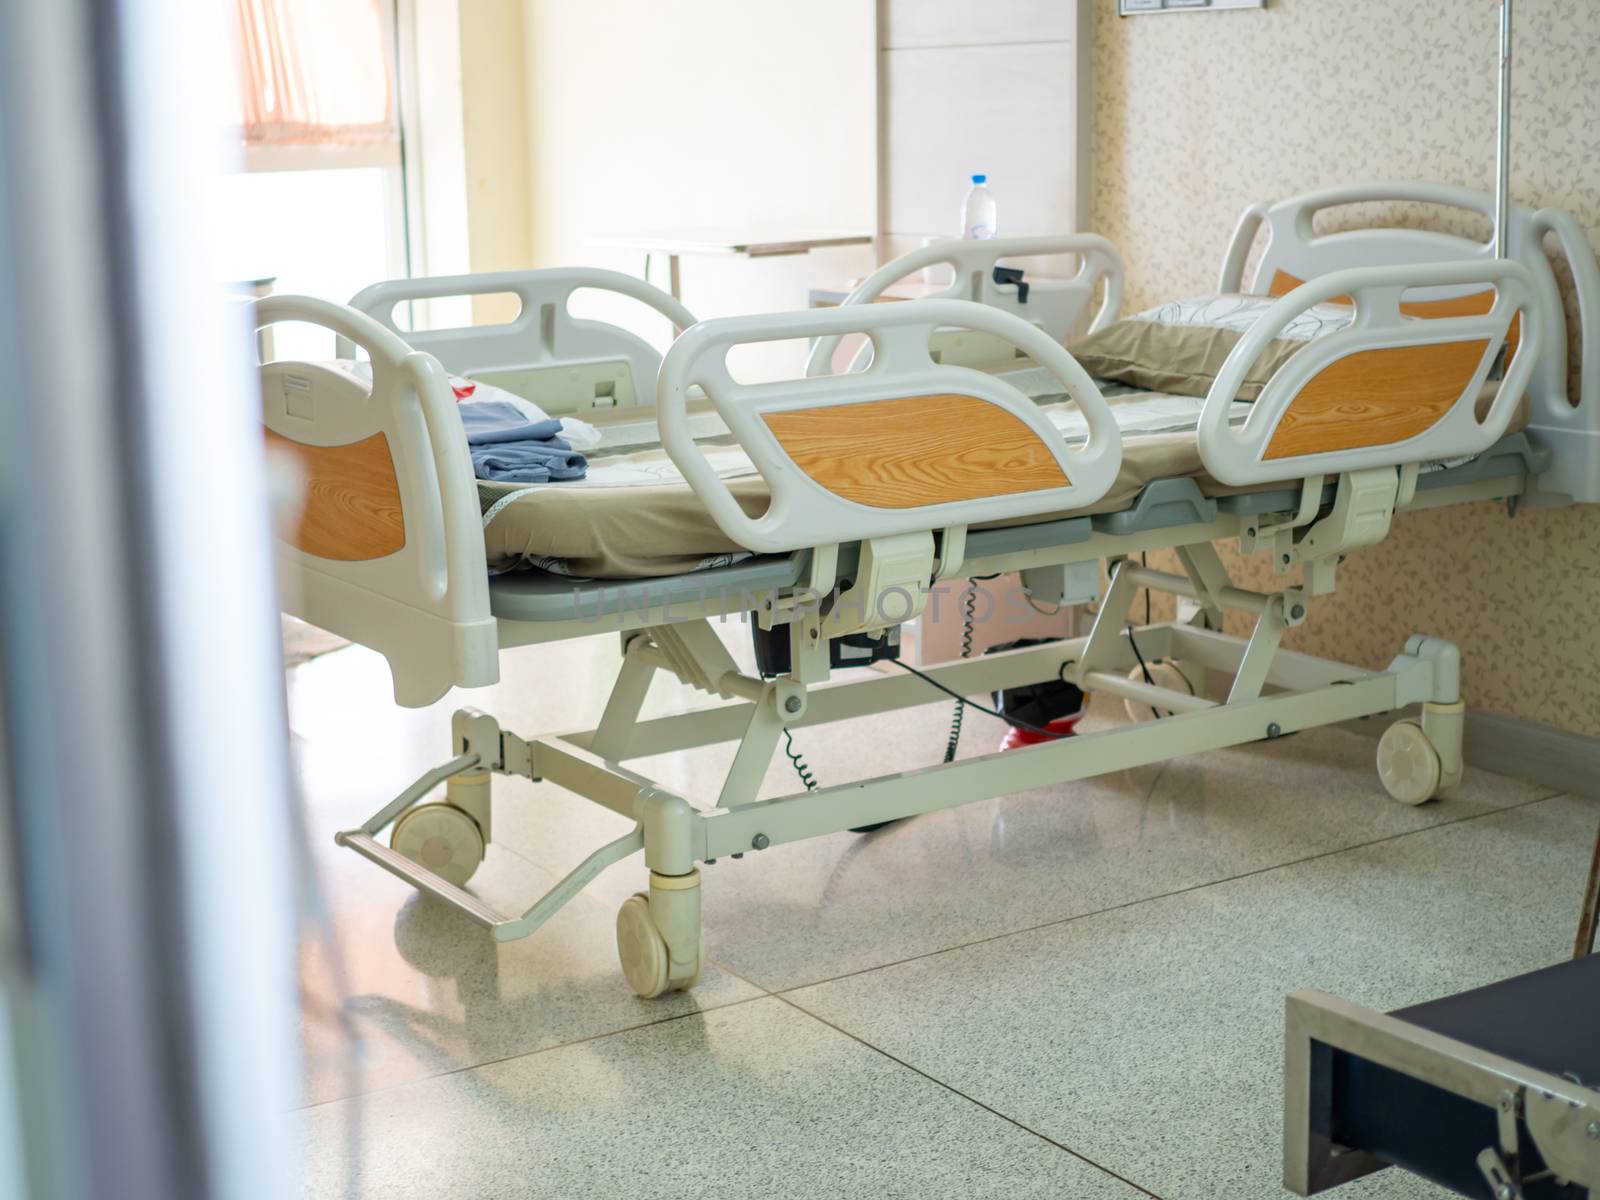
1070;294;1355;401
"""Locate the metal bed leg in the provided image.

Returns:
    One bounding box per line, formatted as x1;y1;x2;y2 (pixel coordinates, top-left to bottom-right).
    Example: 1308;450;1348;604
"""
1071;557;1142;681
589;635;658;761
1420;699;1466;796
718;686;786;809
616;788;703;998
1578;819;1600;958
1228;593;1291;703
1376;636;1465;806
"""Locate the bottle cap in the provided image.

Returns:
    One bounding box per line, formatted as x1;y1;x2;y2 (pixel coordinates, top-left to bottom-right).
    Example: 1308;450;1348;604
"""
971;174;987;184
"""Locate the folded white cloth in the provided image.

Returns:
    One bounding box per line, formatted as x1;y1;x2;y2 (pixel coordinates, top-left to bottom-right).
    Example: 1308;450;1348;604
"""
339;359;604;451
450;375;602;451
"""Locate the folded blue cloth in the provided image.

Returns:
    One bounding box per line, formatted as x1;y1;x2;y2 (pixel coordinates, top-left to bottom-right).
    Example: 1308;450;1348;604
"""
458;399;587;483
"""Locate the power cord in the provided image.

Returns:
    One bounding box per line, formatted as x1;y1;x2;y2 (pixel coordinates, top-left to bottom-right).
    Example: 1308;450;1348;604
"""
888;658;1075;741
765;669;822;794
783;727;818;791
942;580;980;763
940;574;1004;762
1128;553;1162;718
776;570;1024;830
1125;623;1162;720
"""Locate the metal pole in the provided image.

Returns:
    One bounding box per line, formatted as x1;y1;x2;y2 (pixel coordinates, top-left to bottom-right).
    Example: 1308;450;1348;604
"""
1493;0;1513;259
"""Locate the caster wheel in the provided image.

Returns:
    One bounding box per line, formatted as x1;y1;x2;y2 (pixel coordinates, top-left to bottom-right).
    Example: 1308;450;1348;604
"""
1124;659;1200;722
617;893;670;998
1376;719;1442;806
391;803;485;887
616;893;702;998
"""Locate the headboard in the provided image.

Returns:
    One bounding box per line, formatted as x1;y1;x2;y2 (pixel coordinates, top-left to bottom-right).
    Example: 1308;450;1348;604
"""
804;235;1123;377
1218;184;1600;503
346;268;696;417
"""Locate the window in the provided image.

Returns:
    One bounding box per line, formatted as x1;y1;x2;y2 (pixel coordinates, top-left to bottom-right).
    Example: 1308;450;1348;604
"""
212;0;407;360
235;0;397;165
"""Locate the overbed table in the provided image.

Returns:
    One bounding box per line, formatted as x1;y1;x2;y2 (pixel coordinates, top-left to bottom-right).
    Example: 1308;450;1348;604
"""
1285;819;1600;1200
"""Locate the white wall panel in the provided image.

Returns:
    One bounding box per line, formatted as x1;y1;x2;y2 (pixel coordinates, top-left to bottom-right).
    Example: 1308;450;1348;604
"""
883;40;1082;239
883;0;1078;48
519;0;877;379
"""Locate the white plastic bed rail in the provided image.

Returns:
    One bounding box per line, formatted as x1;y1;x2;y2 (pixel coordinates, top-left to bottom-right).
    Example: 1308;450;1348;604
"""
659;298;1122;553
257;295;495;706
1199;259;1540;485
1526;206;1600;502
348;267;696;411
1218;183;1600;501
805;234;1123;377
1216;183;1520;296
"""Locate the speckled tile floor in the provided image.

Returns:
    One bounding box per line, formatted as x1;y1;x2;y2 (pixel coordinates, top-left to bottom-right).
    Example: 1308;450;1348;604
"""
290;630;1593;1199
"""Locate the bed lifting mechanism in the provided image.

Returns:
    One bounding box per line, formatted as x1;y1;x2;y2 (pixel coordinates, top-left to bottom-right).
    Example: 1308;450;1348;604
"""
1071;465;1408;718
333;449;1479;996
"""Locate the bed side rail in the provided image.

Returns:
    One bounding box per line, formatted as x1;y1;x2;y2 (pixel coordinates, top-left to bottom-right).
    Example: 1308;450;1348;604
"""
347;267;696;415
805;234;1123;377
1197;260;1541;486
1526;207;1600;503
660;298;1121;554
258;295;495;706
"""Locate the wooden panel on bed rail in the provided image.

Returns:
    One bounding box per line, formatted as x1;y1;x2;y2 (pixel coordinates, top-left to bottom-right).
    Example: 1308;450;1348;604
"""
1263;340;1490;460
1269;271;1522;358
761;392;1069;509
265;429;407;560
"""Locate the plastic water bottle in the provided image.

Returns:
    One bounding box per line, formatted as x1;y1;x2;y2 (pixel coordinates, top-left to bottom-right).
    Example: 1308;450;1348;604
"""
961;174;997;239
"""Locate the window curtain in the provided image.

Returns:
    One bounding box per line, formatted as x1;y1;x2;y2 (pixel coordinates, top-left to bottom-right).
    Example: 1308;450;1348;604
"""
235;0;396;148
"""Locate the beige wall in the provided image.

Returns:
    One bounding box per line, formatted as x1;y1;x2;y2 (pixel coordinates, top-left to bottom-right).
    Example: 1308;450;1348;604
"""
516;0;877;378
1091;0;1600;735
457;0;533;324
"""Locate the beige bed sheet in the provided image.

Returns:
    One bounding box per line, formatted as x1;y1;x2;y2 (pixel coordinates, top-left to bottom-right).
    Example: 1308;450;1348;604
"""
479;386;1246;579
478;383;1519;580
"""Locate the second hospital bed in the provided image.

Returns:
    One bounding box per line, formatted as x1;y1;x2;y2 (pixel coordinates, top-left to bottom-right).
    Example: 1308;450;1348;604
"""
263;183;1600;997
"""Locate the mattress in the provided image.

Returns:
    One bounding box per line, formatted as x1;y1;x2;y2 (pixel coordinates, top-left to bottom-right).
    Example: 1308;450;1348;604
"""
477;366;1508;580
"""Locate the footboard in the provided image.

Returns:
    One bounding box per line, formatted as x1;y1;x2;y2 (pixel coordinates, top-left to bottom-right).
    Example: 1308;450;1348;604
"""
1197;260;1541;485
805;235;1123;377
661;298;1121;553
259;296;495;706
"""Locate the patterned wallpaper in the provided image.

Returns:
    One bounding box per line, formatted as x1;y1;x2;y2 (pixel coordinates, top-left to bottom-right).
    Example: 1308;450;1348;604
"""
1090;0;1600;736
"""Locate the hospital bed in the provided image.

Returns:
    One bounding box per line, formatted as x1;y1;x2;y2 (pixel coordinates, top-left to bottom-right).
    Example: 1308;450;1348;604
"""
261;183;1600;998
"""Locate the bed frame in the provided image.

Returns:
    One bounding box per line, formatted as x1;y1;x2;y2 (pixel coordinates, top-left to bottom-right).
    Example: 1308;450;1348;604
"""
263;183;1599;997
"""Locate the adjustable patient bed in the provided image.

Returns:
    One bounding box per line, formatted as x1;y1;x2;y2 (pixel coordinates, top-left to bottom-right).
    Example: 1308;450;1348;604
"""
261;184;1600;998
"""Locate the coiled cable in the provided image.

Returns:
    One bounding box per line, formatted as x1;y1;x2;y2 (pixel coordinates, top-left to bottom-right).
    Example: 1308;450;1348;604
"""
783;727;819;791
942;579;982;763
